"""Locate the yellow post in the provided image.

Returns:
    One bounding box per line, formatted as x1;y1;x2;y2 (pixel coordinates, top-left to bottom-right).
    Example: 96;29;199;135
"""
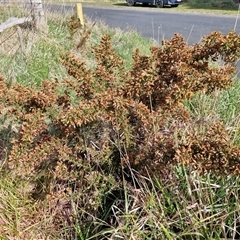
76;3;84;27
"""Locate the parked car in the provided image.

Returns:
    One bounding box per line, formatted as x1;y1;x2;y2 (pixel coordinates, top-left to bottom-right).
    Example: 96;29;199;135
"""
126;0;184;8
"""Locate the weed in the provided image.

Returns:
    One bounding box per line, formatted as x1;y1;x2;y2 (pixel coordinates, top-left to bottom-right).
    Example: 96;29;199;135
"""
1;8;240;239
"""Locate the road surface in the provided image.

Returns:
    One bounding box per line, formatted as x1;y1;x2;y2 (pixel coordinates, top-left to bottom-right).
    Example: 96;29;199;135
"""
47;4;240;45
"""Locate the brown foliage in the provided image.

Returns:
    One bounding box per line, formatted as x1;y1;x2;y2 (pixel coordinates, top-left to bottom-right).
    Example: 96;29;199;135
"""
1;30;240;233
175;122;240;174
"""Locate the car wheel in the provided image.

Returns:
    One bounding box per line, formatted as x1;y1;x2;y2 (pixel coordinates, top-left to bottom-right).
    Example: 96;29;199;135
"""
127;0;136;6
155;0;164;8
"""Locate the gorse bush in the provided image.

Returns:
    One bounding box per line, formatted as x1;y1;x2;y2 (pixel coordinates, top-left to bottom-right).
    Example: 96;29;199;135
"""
1;19;240;237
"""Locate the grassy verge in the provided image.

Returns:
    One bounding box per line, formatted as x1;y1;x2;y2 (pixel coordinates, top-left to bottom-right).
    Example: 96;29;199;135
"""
1;5;240;240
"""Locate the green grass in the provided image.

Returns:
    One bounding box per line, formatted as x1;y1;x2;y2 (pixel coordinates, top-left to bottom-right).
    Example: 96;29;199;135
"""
1;3;240;239
74;168;240;239
0;6;153;85
0;173;44;239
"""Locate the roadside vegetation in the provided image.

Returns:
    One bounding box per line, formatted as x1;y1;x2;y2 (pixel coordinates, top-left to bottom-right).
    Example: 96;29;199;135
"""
1;3;240;240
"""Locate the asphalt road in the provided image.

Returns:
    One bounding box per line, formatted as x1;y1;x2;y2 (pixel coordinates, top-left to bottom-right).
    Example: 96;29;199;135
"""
48;4;240;45
83;5;240;45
